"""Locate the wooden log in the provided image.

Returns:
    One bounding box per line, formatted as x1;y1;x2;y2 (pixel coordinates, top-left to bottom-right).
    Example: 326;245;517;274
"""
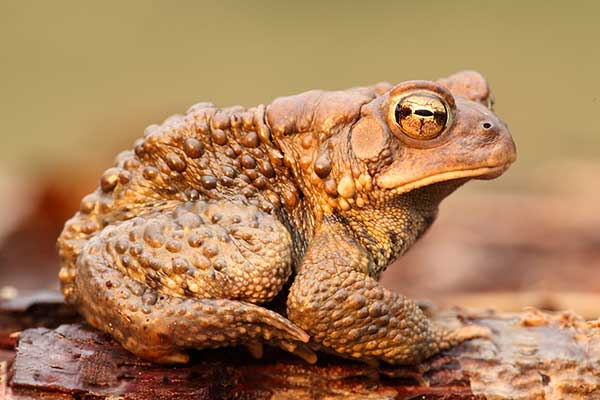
4;299;600;399
0;290;79;351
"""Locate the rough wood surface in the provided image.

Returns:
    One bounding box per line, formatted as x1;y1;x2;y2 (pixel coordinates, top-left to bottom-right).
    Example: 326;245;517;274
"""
3;295;600;399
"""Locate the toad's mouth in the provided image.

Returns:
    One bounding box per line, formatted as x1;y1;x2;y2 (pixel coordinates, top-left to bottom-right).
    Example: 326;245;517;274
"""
380;164;512;195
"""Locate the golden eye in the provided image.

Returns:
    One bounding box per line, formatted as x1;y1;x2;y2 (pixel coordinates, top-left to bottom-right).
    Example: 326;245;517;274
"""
394;94;448;140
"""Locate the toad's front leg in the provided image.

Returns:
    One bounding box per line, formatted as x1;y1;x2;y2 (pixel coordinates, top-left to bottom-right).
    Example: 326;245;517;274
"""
287;221;486;365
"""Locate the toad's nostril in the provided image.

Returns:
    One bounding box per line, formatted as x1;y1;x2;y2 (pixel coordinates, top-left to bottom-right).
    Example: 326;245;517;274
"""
482;122;492;129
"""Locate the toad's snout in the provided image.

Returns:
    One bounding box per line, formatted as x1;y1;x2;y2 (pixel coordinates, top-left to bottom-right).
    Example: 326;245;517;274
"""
465;101;517;179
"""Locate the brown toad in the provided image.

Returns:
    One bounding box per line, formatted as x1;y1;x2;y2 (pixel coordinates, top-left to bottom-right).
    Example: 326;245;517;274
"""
57;71;516;365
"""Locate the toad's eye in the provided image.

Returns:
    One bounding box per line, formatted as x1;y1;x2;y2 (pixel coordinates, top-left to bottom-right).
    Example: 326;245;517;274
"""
393;94;448;140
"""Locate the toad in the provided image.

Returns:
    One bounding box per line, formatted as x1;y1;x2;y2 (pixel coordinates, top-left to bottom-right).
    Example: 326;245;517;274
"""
57;71;516;365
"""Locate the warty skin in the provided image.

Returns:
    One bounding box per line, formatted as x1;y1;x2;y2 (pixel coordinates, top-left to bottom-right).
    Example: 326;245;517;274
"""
57;70;516;364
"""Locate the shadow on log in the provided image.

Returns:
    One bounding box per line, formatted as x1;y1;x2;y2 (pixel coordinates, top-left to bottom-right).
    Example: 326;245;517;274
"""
3;294;600;399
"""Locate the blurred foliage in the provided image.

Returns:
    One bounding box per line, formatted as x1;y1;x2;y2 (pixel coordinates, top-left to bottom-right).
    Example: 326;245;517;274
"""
0;0;598;189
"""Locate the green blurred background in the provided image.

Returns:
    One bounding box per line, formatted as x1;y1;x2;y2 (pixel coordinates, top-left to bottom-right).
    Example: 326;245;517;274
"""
1;0;598;185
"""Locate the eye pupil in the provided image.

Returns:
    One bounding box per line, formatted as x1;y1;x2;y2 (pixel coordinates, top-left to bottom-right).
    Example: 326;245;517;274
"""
414;109;434;117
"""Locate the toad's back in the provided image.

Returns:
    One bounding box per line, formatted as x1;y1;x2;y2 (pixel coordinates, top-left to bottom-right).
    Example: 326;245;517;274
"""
58;103;304;302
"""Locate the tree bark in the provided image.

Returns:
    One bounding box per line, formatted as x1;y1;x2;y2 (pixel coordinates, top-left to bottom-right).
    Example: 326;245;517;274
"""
2;293;600;399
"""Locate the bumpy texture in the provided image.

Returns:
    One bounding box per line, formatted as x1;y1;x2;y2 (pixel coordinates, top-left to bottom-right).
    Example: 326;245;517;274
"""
58;71;516;365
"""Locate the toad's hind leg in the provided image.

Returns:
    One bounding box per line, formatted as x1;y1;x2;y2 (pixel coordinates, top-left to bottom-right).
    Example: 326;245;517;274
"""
74;200;313;364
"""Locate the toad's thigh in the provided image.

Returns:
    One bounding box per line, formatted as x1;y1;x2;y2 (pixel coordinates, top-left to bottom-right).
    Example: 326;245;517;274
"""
98;199;293;304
